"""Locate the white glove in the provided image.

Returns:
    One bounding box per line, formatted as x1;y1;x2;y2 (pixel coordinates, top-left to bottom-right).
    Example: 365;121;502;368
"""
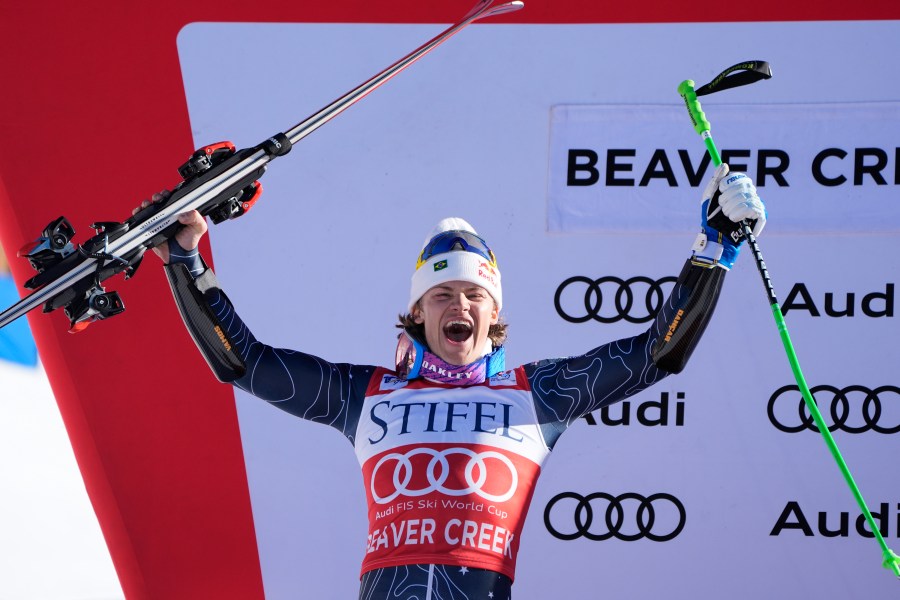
702;163;767;239
694;163;767;269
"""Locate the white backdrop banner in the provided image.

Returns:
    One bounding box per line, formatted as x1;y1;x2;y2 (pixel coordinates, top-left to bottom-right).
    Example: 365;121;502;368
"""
548;102;900;233
178;19;899;600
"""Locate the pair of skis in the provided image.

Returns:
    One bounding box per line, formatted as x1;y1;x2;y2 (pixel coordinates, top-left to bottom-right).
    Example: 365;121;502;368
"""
0;0;523;333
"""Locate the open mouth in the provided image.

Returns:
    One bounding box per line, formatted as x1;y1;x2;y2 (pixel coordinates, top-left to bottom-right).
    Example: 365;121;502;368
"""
443;320;473;344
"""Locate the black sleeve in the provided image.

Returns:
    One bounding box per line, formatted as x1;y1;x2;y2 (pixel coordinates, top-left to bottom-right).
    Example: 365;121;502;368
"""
164;251;375;443
524;258;725;448
650;259;726;374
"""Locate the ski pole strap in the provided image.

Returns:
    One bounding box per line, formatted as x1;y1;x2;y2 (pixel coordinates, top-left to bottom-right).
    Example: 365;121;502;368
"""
694;60;772;97
677;61;772;152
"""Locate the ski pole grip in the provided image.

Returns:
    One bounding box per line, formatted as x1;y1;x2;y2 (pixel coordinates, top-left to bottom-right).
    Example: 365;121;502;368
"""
678;80;710;136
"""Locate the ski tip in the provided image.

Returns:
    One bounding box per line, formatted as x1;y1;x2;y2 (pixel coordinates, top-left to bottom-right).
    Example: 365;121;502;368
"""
478;0;525;21
495;1;525;14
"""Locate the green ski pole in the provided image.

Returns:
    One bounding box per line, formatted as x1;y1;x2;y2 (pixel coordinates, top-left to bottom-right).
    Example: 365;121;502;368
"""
677;61;900;578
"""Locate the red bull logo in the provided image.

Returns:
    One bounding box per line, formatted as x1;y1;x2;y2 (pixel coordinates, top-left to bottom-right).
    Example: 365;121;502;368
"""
478;262;498;286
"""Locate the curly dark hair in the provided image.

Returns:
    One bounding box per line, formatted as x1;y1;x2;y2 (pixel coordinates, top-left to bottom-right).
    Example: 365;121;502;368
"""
396;311;509;348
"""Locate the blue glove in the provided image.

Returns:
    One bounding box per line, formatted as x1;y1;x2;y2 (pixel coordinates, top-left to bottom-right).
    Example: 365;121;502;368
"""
692;163;766;269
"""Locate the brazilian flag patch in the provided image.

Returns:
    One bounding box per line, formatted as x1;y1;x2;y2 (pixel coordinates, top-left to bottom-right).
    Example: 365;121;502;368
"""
434;260;448;271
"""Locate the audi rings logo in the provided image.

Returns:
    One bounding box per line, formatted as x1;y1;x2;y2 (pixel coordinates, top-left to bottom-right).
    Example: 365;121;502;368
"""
768;385;900;434
554;276;677;324
370;447;519;504
543;492;686;542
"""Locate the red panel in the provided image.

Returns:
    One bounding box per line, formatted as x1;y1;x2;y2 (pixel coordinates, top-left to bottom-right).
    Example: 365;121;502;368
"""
0;1;896;598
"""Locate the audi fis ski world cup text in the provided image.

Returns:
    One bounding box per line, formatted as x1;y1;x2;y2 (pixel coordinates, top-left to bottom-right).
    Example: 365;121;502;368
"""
376;499;509;521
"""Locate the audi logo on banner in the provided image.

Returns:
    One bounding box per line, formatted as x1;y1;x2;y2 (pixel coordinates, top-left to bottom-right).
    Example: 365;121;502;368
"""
767;384;900;434
543;491;686;542
554;276;677;324
370;447;519;504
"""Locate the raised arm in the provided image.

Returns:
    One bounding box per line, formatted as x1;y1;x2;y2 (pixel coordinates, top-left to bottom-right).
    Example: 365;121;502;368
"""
525;164;765;447
173;258;375;440
136;197;374;443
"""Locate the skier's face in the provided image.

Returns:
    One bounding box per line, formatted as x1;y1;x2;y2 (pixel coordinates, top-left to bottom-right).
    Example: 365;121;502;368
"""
413;281;499;366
